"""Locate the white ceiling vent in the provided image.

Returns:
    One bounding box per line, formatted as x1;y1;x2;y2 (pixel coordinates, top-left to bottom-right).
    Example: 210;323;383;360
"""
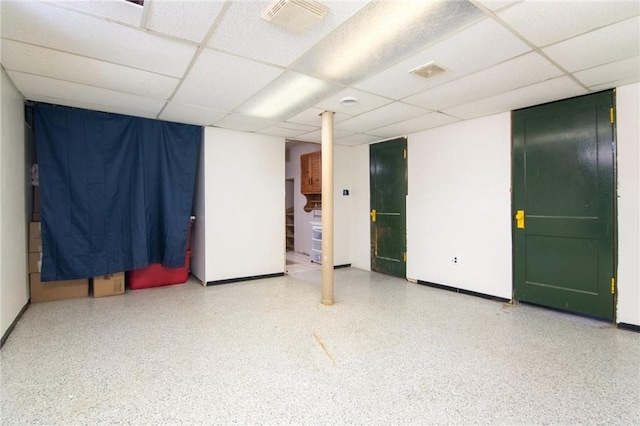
409;62;446;79
261;0;329;34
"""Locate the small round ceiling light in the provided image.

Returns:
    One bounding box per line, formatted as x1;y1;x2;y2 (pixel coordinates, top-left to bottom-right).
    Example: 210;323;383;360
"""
339;96;359;107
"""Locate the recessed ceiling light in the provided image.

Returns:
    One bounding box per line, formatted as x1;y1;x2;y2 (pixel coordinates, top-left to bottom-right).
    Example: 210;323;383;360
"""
340;96;359;106
292;1;482;85
236;72;339;120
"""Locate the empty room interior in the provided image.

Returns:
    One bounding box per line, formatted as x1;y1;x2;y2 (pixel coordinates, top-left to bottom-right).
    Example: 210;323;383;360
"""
1;0;639;424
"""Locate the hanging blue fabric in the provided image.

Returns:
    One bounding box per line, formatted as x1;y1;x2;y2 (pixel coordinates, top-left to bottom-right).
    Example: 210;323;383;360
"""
34;103;201;281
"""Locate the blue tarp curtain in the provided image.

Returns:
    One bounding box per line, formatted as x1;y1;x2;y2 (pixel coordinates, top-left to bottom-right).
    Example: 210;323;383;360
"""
34;103;202;281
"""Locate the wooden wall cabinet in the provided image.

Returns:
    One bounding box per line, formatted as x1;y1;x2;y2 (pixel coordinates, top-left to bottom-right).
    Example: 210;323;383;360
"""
301;151;321;194
300;150;321;211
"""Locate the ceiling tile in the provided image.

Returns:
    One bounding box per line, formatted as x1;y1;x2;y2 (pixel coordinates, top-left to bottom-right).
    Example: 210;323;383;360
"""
284;107;352;126
172;48;283;112
1;39;179;99
293;0;485;86
46;0;142;26
543;17;640;73
442;76;588;119
474;1;521;12
145;1;225;43
159;102;227;127
9;71;165;116
368;112;460;139
208;0;371;67
1;0;197;78
314;89;392;116
21;94;160;120
257;126;314;138
213;113;276;132
498;0;640;47
354;18;531;99
574;56;640;88
275;122;318;132
296;129;355;143
404;52;563;111
334;133;381;146
336;102;430;133
589;76;640;93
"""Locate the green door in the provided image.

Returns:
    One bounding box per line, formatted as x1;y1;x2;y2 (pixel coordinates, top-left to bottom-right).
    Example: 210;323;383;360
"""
513;91;615;320
370;138;407;278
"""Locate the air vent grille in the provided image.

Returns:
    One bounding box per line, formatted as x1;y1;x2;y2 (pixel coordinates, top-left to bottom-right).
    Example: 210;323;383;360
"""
409;62;446;79
262;0;329;34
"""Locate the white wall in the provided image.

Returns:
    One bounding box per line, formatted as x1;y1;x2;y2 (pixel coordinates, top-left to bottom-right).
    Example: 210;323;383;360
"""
616;83;640;326
349;97;639;318
196;127;285;283
406;113;513;298
190;134;206;284
350;143;372;271
333;144;351;266
1;67;28;337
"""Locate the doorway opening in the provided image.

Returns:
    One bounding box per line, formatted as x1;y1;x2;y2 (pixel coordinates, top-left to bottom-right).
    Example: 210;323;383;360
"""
285;140;322;274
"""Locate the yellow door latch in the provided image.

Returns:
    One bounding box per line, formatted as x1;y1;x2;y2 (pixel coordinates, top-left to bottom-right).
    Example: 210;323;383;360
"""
515;210;525;229
370;209;376;222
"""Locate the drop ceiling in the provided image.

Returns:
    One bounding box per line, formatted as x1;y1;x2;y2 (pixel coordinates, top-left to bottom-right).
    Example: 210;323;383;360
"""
1;0;638;146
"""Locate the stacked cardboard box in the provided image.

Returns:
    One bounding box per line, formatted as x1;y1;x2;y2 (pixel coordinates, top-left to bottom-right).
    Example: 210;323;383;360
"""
28;187;89;303
29;273;88;303
93;272;125;298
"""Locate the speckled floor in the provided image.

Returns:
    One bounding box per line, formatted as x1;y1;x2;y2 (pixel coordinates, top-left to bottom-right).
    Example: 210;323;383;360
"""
1;268;639;425
286;251;321;274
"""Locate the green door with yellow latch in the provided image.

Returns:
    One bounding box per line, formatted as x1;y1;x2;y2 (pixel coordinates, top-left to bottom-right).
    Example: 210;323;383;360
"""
512;90;615;320
370;137;407;278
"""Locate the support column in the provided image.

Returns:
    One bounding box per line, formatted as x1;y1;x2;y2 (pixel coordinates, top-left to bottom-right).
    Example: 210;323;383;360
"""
321;111;334;306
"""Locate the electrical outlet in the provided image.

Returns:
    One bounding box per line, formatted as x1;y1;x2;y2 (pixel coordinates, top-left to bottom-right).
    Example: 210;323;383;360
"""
452;257;458;264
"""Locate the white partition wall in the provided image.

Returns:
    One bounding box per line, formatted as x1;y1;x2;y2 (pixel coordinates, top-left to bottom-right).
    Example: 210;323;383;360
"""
1;68;29;337
190;133;207;284
192;127;285;283
333;144;352;266
406;113;513;299
616;83;640;326
349;143;372;271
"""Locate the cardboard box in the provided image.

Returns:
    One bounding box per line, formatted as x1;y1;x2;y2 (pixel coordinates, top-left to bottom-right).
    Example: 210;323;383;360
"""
30;273;88;303
28;221;42;253
93;272;125;298
32;186;40;221
28;252;42;273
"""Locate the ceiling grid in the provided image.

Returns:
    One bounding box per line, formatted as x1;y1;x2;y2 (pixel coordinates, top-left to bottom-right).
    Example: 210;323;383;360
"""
0;0;637;145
